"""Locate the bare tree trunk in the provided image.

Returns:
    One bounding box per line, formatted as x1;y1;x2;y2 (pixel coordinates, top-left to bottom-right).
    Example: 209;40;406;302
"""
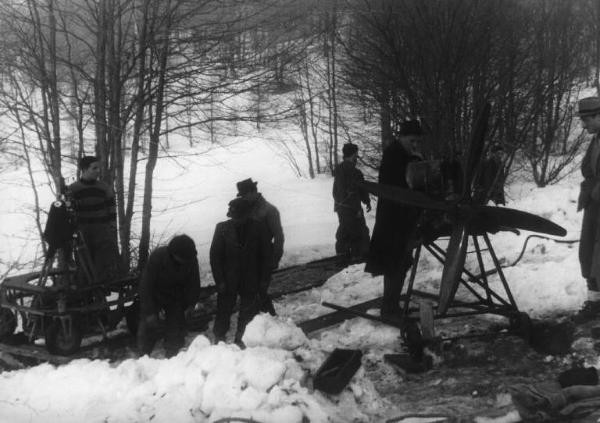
95;0;108;174
298;99;315;179
329;4;339;171
15;108;46;256
27;0;62;192
121;0;151;270
304;59;321;174
139;33;170;268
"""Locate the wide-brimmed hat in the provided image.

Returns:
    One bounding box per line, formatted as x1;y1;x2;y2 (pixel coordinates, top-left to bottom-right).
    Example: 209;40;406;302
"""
577;97;600;117
236;178;258;196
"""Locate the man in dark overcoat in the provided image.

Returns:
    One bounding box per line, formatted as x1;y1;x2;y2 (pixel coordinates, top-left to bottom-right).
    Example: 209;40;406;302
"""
236;178;284;316
137;234;202;357
332;143;372;258
365;120;424;319
577;97;600;304
210;197;271;346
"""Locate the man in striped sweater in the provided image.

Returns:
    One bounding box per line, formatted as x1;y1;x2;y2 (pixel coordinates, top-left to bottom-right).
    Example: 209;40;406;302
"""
69;156;120;284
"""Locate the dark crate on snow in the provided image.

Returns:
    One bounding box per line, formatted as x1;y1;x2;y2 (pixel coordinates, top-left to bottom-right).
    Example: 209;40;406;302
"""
314;348;362;394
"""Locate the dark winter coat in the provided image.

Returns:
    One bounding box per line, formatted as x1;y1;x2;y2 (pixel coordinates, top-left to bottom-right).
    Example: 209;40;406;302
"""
474;157;506;205
332;160;371;213
138;246;202;315
578;136;600;282
210;218;271;295
248;194;284;269
365;141;421;276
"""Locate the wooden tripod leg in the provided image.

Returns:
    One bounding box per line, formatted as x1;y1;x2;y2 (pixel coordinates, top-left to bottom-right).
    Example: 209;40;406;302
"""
418;300;435;340
402;244;422;319
74;231;98;285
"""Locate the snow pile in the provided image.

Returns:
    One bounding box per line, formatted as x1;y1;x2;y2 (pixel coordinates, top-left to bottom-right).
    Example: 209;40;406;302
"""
242;312;308;350
0;335;328;423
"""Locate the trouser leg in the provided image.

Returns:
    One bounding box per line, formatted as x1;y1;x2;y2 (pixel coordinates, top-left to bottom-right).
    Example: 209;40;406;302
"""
580;205;598;282
356;214;370;257
335;212;350;255
381;252;412;315
235;293;260;344
213;293;236;342
93;225;120;284
259;274;276;316
80;223;119;284
163;302;187;358
137;314;159;356
382;272;403;315
338;211;370;257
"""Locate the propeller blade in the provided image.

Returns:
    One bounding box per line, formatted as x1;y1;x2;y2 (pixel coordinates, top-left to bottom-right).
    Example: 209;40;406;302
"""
463;102;491;198
360;181;449;210
438;222;469;315
472;206;567;237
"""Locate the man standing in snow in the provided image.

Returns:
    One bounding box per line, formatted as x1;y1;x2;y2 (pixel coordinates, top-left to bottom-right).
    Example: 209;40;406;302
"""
210;198;271;346
69;156;120;284
365;120;424;320
137;234;202;357
474;143;506;206
236;178;284;316
332;143;371;259
576;97;600;308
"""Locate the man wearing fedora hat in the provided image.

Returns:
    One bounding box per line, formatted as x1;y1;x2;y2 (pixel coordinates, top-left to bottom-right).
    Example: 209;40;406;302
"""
577;96;600;310
365;119;424;320
236;178;284;315
210;197;271;346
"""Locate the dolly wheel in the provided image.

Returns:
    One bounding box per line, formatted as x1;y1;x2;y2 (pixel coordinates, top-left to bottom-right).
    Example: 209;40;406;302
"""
0;309;17;340
45;316;82;355
509;311;532;342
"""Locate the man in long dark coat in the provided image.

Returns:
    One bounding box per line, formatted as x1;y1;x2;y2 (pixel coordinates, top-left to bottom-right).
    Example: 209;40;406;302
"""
236;178;284;316
365;120;424;319
210;197;271;346
576;97;600;306
332;143;372;258
137;234;202;357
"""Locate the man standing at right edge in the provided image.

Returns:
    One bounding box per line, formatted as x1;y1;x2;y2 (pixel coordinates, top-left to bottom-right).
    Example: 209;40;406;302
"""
576;97;600;313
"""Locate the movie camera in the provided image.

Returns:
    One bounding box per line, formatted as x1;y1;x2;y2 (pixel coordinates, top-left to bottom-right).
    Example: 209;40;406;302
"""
0;178;139;355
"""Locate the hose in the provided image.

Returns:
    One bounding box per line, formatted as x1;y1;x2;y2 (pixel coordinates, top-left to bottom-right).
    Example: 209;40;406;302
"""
505;234;579;268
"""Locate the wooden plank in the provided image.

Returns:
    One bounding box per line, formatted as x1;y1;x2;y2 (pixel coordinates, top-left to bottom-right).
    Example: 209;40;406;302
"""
298;297;382;334
0;342;71;365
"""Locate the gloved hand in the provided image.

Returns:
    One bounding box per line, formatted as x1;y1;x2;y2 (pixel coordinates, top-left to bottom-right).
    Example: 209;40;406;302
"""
366;203;372;213
216;283;226;295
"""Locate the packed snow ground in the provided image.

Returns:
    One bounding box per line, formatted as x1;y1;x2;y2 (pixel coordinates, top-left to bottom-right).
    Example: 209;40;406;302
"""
0;134;594;422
